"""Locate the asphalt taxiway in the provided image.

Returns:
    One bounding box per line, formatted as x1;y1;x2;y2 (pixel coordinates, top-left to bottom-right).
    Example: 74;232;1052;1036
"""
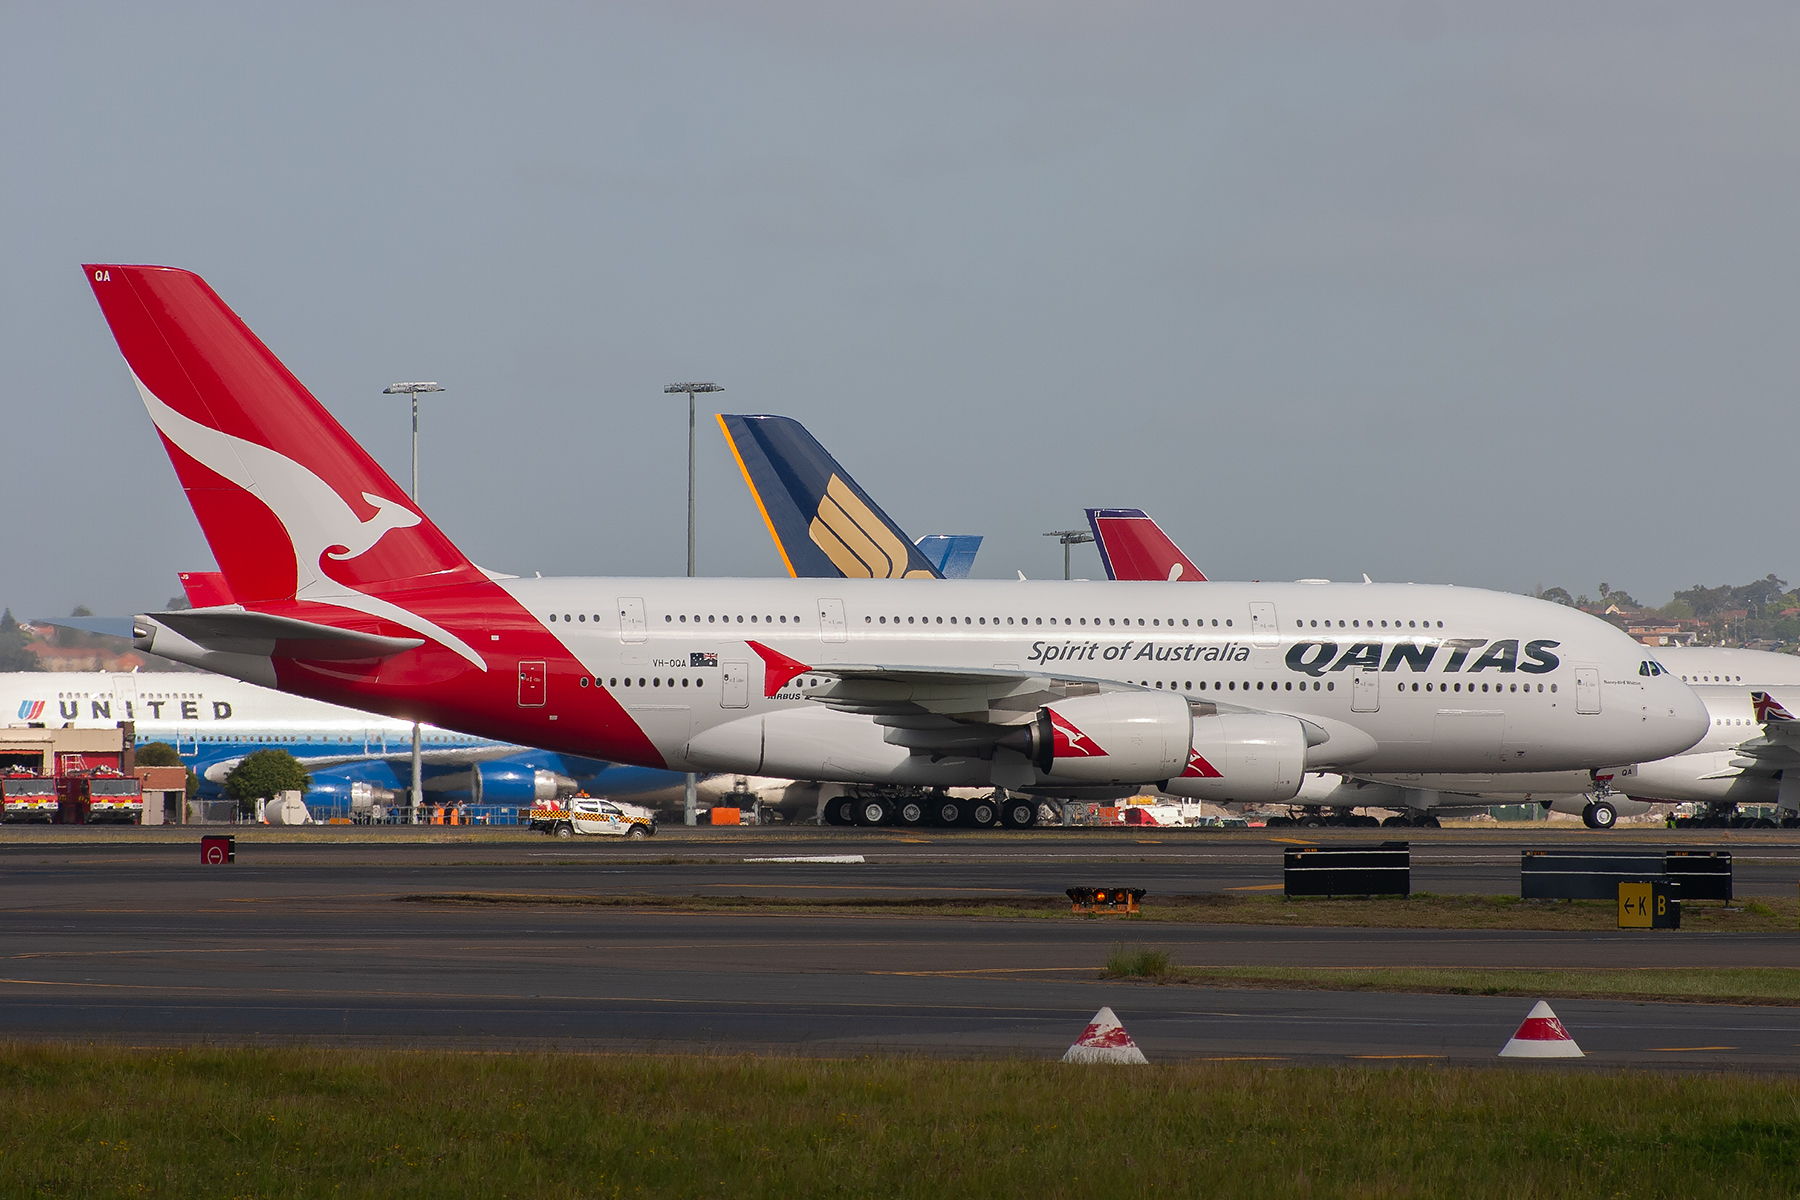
3;827;1797;1067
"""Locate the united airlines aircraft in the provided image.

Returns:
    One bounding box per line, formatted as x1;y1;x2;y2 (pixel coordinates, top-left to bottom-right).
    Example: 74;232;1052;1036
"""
81;265;1708;826
0;671;688;812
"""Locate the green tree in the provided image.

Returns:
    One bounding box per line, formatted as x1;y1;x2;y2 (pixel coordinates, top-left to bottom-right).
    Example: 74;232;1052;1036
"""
224;749;311;816
136;741;200;797
1538;587;1575;607
1660;599;1694;620
136;742;182;766
0;609;42;672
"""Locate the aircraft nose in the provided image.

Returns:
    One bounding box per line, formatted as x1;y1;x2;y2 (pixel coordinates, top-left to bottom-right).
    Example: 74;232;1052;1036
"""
1657;679;1710;756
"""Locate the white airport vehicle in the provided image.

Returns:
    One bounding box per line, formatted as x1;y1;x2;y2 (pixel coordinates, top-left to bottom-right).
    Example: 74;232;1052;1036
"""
531;796;656;838
86;264;1710;821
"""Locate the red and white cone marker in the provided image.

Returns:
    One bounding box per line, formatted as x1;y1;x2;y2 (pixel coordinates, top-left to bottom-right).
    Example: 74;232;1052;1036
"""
1498;1001;1584;1059
1061;1006;1149;1064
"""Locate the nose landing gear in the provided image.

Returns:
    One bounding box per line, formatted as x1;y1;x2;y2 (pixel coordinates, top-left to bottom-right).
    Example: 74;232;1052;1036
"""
1581;799;1618;830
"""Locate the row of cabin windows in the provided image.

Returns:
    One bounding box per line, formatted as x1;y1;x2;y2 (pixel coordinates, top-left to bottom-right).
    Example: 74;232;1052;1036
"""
548;613;805;625
865;615;1240;627
670;614;800;624
556;613;1461;632
191;733;478;745
1300;619;1444;629
1685;674;1744;683
1140;680;1556;694
585;675;827;690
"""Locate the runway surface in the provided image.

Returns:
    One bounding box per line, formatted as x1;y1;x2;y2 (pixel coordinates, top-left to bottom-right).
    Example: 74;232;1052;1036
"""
3;827;1797;1068
5;824;1799;898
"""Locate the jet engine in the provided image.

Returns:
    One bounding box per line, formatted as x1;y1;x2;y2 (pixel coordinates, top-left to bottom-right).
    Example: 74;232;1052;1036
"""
998;692;1192;784
1162;713;1307;803
468;764;578;804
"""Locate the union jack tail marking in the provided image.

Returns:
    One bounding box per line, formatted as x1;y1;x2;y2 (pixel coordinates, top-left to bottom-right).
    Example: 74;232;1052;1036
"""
1754;692;1795;724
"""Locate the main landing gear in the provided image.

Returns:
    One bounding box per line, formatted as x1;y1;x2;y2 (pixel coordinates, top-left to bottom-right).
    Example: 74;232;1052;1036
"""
822;789;1032;829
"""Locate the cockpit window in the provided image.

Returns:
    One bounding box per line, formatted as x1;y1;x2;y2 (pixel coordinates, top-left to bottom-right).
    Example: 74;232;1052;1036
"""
1638;661;1666;677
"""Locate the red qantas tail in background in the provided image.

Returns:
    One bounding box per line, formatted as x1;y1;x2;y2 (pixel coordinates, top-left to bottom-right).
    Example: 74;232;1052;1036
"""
177;571;235;608
1085;508;1206;582
84;264;487;607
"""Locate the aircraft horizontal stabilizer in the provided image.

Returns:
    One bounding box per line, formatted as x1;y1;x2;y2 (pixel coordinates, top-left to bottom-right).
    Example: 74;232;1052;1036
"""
135;608;425;661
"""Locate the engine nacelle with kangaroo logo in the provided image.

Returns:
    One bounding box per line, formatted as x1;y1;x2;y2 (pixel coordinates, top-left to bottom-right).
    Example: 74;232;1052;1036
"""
1162;713;1308;803
999;692;1192;784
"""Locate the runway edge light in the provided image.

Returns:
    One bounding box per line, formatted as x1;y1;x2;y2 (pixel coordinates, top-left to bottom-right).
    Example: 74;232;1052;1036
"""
1062;1006;1149;1065
1498;1001;1584;1059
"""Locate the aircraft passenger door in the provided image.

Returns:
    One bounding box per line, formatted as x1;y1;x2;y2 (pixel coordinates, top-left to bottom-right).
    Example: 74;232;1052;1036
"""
617;597;646;644
1350;668;1380;713
1249;602;1280;647
721;661;750;708
818;598;847;643
1575;667;1601;714
517;660;547;708
177;726;198;755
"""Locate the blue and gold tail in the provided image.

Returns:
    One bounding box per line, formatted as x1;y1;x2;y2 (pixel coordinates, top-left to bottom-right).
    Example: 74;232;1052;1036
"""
718;414;959;579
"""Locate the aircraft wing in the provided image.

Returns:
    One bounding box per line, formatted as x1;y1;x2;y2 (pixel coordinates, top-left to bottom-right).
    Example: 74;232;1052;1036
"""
1715;692;1800;775
744;639;1315;757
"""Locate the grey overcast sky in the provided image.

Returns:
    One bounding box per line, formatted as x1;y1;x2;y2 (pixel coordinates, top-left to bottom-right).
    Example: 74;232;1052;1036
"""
4;2;1797;618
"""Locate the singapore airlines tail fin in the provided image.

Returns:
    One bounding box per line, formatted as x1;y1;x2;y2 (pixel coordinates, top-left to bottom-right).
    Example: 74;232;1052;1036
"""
1085;508;1207;582
718;413;949;580
83;265;487;607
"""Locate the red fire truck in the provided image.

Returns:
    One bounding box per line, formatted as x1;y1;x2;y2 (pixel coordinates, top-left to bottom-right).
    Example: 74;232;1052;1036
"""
0;770;59;823
57;767;144;824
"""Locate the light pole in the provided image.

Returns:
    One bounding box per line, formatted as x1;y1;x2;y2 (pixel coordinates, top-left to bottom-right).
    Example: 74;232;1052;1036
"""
383;381;442;825
1044;528;1095;581
664;383;722;826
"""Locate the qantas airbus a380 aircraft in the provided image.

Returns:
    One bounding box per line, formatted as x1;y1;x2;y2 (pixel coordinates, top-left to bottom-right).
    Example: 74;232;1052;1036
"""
82;265;1707;822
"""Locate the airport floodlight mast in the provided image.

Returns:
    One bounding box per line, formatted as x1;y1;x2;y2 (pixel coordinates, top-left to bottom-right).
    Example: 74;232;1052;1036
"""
1044;528;1095;581
380;382;442;504
663;383;722;578
665;382;722;825
382;381;443;824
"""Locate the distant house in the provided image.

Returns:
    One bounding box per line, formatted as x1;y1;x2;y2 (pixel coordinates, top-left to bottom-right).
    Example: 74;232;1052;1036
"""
21;625;146;674
1627;622;1696;647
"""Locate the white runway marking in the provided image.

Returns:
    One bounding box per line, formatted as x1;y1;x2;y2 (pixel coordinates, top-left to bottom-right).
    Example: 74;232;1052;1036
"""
742;855;867;864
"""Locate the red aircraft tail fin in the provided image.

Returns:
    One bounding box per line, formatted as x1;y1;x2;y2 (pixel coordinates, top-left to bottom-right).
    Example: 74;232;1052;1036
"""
177;571;235;608
1085;508;1206;582
84;264;485;607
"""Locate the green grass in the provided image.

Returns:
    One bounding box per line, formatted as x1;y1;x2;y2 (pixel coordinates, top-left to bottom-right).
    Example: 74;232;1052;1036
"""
6;1045;1800;1198
1156;965;1800;1005
1103;943;1173;979
401;890;1800;932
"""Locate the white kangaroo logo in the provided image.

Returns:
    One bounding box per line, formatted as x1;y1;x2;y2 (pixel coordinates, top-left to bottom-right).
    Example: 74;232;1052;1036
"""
132;372;485;669
1049;712;1106;757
